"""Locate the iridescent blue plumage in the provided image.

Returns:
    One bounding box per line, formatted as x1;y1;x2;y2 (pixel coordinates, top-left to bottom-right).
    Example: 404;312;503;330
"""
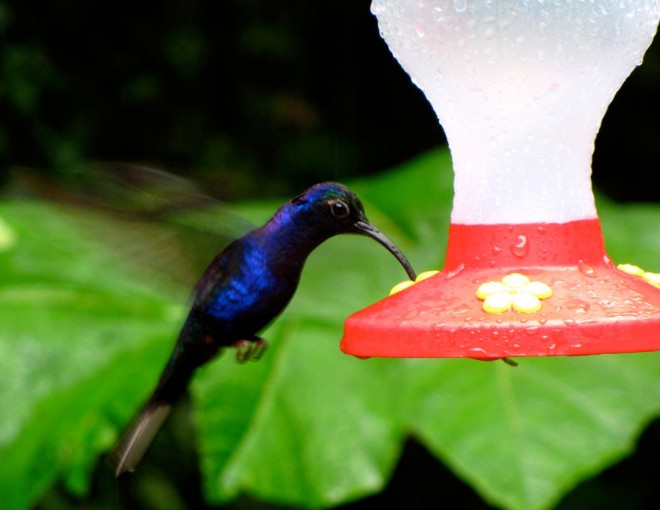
109;182;416;475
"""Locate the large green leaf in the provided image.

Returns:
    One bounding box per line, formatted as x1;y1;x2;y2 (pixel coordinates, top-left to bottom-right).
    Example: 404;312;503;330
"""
1;149;659;510
0;203;185;508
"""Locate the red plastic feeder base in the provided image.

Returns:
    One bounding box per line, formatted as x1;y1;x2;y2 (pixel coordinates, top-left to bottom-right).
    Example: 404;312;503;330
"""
342;219;660;359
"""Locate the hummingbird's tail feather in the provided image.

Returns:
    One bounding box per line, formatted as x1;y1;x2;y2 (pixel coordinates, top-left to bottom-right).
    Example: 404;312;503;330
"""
109;399;173;476
108;331;212;477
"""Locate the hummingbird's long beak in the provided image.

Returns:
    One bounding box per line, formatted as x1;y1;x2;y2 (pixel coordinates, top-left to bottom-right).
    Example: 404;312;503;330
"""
354;220;417;281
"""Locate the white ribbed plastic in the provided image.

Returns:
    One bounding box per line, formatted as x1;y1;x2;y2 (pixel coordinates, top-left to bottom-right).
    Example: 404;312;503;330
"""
372;0;660;224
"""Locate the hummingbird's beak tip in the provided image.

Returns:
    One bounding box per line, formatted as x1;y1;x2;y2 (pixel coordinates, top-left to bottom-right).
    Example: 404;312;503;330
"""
354;220;417;281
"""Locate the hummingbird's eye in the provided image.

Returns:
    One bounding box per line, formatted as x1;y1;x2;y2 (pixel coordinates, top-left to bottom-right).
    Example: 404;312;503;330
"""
329;199;350;219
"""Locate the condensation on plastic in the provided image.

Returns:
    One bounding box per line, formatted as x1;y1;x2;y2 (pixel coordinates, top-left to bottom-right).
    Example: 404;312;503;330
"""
372;0;660;224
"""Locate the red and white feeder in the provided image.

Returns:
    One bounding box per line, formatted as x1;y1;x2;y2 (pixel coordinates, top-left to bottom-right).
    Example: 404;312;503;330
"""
342;0;660;359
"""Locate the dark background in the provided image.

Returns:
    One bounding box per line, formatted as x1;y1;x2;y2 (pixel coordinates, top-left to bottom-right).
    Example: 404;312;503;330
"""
1;1;658;509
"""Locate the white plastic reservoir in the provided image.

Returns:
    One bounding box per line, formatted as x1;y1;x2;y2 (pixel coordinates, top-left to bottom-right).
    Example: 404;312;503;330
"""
372;0;660;224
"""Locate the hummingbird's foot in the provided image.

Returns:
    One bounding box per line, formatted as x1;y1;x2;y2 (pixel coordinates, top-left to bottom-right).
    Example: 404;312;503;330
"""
234;337;268;363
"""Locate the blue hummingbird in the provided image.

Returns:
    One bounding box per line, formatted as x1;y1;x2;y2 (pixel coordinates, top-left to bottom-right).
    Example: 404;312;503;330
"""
108;182;416;476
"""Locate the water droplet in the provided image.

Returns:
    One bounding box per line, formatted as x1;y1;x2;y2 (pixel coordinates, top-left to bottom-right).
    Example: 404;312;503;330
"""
511;234;529;258
566;298;590;314
415;23;426;38
446;263;465;279
578;260;596;278
453;0;467;13
492;245;502;255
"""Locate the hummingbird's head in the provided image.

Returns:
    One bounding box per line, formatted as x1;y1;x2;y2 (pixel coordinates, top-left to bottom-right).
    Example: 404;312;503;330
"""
290;182;416;280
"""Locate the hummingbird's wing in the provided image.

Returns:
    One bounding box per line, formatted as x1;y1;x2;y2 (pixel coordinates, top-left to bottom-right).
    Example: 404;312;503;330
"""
8;163;255;298
188;237;251;309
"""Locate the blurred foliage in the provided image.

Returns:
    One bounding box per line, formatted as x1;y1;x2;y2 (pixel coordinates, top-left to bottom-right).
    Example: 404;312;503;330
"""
1;150;659;510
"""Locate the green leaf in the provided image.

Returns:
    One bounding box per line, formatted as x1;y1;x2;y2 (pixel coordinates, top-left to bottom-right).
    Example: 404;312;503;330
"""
403;354;660;510
2;148;660;510
599;196;660;272
0;202;184;508
195;320;406;507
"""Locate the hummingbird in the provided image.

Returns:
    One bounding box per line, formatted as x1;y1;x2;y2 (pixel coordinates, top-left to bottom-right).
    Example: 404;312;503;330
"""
108;182;416;476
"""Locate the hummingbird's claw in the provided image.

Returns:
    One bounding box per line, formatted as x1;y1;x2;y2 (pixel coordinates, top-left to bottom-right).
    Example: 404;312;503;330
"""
234;337;268;363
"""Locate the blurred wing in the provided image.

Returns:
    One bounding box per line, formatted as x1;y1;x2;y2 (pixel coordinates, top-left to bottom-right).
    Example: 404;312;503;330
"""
8;162;255;297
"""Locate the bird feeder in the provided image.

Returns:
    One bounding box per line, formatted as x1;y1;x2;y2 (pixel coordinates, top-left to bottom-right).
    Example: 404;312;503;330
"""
342;0;660;359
